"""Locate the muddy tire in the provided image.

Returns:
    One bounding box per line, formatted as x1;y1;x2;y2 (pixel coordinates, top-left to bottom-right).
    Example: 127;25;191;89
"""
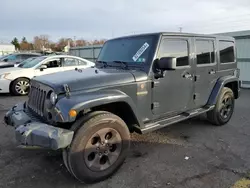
207;87;235;126
10;78;30;96
63;111;130;183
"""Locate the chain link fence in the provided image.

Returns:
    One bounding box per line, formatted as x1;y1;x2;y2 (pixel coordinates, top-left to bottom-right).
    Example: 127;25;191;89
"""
69;45;103;62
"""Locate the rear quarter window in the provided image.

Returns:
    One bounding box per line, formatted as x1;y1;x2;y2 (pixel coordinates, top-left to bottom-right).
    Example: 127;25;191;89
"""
219;41;235;63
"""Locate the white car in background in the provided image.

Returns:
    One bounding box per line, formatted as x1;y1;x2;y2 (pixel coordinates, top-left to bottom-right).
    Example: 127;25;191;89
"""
0;55;95;96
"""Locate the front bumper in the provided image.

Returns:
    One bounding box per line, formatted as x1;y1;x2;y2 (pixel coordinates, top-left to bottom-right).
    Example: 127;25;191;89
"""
4;102;74;150
0;79;11;93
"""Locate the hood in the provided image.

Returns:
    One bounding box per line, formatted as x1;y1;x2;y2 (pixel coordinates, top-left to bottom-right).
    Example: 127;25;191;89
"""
0;67;22;74
34;67;148;93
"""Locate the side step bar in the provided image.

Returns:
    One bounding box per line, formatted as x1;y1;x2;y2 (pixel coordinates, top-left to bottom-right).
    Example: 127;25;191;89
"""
141;105;214;134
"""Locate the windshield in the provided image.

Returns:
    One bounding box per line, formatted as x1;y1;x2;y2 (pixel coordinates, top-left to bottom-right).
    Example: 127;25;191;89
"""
97;35;156;66
19;56;47;68
18;57;36;67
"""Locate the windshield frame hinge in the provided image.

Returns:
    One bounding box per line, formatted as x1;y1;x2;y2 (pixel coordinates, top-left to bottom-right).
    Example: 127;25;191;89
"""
63;84;71;97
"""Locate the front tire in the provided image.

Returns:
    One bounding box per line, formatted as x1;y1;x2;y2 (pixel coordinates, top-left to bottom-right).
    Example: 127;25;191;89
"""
64;111;130;183
207;87;235;126
10;78;30;96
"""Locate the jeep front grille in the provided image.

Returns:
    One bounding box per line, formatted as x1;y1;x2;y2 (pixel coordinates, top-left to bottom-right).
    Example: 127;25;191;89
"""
28;85;47;116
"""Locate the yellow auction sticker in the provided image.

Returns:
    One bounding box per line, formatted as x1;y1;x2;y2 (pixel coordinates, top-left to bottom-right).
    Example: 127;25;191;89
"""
232;178;250;188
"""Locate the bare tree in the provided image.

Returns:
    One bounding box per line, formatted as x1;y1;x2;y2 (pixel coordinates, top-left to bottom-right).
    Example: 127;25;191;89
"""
88;39;106;45
75;39;88;47
19;37;33;51
33;35;51;50
40;35;50;48
56;38;74;51
15;35;106;52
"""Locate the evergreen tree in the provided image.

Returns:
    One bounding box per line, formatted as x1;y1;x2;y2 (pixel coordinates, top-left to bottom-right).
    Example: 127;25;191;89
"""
11;37;20;50
22;37;27;43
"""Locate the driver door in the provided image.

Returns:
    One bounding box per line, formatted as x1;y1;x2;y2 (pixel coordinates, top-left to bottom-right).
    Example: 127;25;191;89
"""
152;37;195;117
34;58;64;76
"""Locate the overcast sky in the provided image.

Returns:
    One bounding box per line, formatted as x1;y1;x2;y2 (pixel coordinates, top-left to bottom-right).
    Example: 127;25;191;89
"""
1;0;250;43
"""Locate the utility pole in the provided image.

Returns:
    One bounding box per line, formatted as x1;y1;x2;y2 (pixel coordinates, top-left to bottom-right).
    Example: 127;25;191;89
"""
179;27;183;33
73;36;76;47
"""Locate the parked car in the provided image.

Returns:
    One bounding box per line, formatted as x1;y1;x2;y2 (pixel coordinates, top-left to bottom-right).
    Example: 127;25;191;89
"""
0;54;8;59
4;32;240;183
0;54;11;61
0;55;95;95
0;53;41;68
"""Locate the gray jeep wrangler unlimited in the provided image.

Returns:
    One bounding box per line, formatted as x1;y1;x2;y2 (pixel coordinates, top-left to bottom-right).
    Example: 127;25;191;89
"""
4;32;240;183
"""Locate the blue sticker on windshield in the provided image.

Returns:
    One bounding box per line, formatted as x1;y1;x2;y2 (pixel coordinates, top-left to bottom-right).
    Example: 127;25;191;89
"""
132;42;149;62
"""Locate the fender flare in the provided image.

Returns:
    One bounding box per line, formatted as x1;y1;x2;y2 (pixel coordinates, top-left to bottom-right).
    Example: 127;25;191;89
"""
55;89;142;125
207;76;239;105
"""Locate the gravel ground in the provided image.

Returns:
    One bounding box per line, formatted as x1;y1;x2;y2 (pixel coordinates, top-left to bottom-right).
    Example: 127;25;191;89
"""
0;90;250;188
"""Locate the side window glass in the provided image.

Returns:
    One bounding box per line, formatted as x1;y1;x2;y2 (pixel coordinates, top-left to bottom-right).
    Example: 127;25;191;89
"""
44;59;62;68
196;40;215;65
158;39;189;67
64;58;79;66
78;60;87;65
219;41;235;63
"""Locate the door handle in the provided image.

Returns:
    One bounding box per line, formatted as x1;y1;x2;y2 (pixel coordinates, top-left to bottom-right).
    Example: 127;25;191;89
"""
183;73;192;79
209;70;216;74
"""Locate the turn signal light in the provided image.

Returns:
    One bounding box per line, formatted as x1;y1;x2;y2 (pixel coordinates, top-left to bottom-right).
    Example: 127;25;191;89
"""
69;109;77;117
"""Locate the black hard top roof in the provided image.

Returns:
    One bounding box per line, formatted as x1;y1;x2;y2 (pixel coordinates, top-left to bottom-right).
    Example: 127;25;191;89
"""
110;32;235;41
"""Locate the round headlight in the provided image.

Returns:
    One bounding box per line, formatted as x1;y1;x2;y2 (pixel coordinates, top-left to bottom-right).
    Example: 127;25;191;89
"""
50;92;57;105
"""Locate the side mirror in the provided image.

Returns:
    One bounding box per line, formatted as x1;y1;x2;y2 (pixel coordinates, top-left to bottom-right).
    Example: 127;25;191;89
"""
40;65;47;71
157;57;177;70
3;59;8;62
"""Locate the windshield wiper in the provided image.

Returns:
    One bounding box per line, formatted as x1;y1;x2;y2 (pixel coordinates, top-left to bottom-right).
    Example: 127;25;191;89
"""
112;61;129;69
96;60;109;68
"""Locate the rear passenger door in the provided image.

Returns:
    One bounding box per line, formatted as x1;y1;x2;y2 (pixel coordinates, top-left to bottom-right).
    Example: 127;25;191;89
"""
63;57;92;71
62;57;81;71
194;38;217;107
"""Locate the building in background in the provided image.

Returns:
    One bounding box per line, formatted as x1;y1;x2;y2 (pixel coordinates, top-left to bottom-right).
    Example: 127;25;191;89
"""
217;30;250;88
0;43;15;56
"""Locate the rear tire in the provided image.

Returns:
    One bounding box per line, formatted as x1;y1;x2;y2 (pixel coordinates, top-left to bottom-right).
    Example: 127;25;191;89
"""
10;78;30;96
207;87;235;126
64;111;130;184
